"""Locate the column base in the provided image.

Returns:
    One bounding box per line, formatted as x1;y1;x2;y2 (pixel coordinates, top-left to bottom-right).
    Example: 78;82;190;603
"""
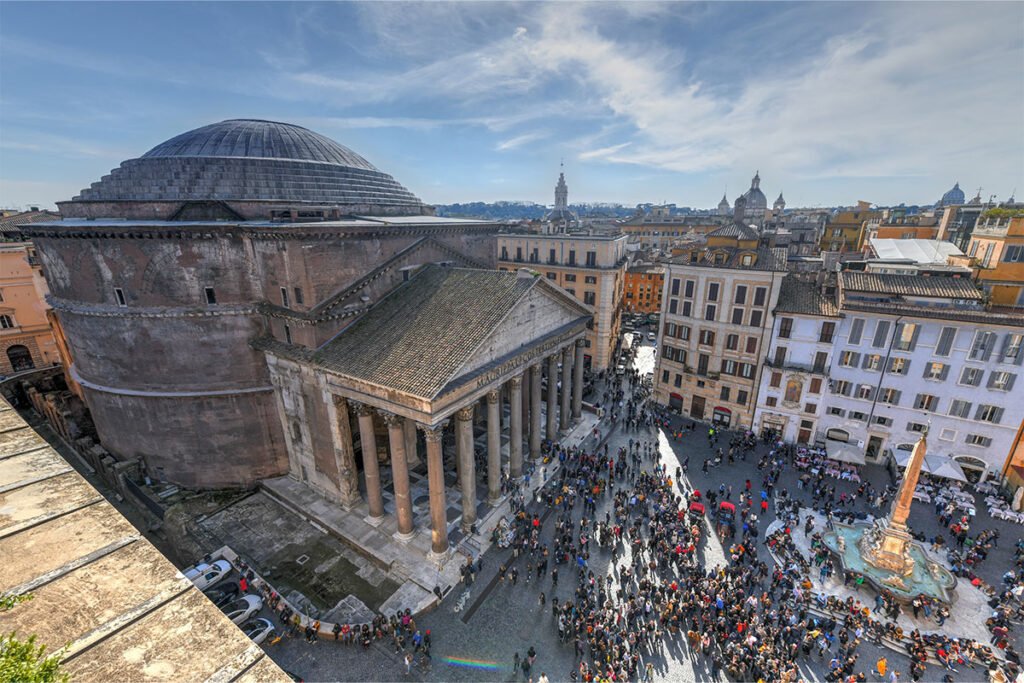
426;548;450;567
364;514;386;527
488;494;504;506
461;521;477;535
393;529;417;543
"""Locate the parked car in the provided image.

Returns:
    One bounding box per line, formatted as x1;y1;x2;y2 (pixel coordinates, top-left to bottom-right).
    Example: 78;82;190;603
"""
647;332;656;342
240;617;276;645
184;560;233;591
222;595;263;625
616;363;626;375
202;582;240;608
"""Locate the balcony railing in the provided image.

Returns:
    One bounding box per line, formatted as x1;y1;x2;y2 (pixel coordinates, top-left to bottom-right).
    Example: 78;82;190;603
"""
764;356;827;375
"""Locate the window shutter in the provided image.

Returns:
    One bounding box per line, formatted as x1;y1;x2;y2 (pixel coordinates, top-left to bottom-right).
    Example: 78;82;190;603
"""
893;322;905;347
887;357;899;372
999;334;1012;361
873;321;890;348
893;390;902;404
938;364;950;381
987;371;998;389
851;352;861;367
959;367;972;385
994;407;1004;424
1006;374;1016;391
908;325;921;351
849;318;864;345
974;405;985;420
1016;344;1024;367
902;360;911;374
982;333;996;361
862;355;873;369
865;387;876;401
936;327;955;356
922;364;931;378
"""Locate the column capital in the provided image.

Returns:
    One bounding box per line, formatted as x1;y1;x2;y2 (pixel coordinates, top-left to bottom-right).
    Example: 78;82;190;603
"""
575;337;586;348
562;345;572;357
380;410;404;427
486;389;500;404
351;401;373;417
530;363;542;377
509;374;523;390
455;405;474;422
418;422;447;442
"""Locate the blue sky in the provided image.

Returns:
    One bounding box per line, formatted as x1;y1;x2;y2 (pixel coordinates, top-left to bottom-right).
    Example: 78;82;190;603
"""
1;2;1022;210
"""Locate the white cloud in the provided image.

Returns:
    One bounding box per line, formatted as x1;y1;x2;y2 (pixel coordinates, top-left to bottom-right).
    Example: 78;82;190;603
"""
496;131;547;151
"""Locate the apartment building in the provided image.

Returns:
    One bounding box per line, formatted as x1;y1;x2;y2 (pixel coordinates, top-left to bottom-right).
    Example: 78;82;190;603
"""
497;232;627;370
652;220;787;428
816;271;1023;481
623;263;665;315
753;276;839;444
968;212;1024;306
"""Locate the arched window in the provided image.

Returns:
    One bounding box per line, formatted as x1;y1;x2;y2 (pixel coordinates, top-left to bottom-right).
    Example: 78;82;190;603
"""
826;428;849;443
0;315;13;329
6;345;33;372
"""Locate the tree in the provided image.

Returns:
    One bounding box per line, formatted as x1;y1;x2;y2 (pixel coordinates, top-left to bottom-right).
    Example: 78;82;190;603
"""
0;593;69;683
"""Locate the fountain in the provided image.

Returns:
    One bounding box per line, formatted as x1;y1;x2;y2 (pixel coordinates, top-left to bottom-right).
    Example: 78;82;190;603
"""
821;431;957;604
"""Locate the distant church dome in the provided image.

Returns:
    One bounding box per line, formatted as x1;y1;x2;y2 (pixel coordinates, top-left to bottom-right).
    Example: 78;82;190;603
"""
742;171;767;217
937;182;965;207
773;192;786;212
71;119;425;213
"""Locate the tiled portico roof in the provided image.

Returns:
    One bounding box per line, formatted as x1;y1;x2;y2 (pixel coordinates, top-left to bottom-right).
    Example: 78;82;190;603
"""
775;276;839;317
314;265;587;399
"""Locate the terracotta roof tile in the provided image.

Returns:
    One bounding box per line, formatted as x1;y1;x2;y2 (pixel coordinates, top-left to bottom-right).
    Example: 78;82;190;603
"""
775;276;839;317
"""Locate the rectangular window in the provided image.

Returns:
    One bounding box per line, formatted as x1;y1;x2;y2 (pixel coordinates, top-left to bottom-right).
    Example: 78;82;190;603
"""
888;357;909;375
804;402;817;414
737;390;748;406
731;308;744;325
778;318;793;339
674;374;683;388
894;323;918;351
704;305;716;321
720;386;730;401
280;287;290;307
770;371;782;388
989;371;1015;391
721;359;737;376
746;337;759;354
671;279;680;296
863;354;883;371
935;327;957;356
679;325;691;341
959;366;983;387
774;346;787;366
294;287;304;305
840;350;860;367
754;287;767;306
284;324;292;344
766;396;778;407
938;428;956;441
114;287;126;307
914;393;939;412
584;275;597;284
681;301;691;317
734;285;747;305
684;280;694;297
547;272;557;280
699;329;715;346
856;384;874;400
828;407;845;417
708;282;720;302
204;287;217;305
948;399;972;418
849;411;867;422
819;322;836;344
697;354;709;375
966;434;991;447
586;251;596;267
564;273;576;282
970;330;996;360
848;318;865;345
551;249;559;265
924;362;947;380
1003;334;1023;362
873;416;893;427
749;310;763;328
872;320;891;348
833;380;852;396
809;378;822;394
669;299;679;315
813;351;828;373
880;388;901;405
740;363;755;379
725;334;739;351
583;291;596;305
661;370;670;383
976;404;1004;424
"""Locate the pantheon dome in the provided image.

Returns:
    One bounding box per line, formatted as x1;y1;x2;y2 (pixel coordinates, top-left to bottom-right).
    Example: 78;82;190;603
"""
66;119;427;218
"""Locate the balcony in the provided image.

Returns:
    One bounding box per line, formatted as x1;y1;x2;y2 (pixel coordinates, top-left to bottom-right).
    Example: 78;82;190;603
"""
764;356;827;375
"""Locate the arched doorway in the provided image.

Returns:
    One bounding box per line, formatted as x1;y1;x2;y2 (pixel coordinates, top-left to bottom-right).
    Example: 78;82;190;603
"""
712;406;731;427
954;455;987;484
6;345;33;372
669;392;684;412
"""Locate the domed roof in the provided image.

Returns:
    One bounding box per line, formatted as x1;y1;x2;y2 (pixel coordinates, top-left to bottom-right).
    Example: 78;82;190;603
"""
142;119;379;171
72;119;425;213
938;182;965;207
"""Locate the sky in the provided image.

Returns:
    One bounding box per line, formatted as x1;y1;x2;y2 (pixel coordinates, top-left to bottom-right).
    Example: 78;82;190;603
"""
1;1;1022;210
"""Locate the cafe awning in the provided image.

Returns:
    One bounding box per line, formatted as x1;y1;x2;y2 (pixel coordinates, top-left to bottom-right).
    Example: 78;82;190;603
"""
825;439;866;465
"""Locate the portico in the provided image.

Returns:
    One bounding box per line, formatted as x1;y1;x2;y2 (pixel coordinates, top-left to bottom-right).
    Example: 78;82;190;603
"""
264;265;591;562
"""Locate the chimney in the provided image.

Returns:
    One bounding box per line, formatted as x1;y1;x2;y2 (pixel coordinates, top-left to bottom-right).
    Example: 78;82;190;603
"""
733;195;747;222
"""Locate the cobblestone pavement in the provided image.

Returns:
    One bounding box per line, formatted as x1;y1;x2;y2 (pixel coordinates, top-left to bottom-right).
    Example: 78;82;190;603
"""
264;332;1019;682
